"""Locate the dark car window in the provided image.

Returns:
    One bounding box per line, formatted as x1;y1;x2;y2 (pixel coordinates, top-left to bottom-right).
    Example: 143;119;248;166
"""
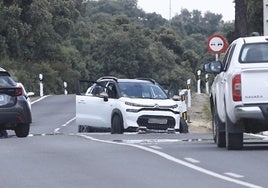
239;43;268;63
107;83;117;99
0;73;16;87
223;44;236;71
118;82;168;99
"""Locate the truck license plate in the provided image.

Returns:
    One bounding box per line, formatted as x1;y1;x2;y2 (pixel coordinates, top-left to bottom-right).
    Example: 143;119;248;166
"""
148;118;167;124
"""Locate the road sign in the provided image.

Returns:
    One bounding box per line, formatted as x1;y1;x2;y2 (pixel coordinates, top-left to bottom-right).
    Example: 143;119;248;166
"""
207;34;228;54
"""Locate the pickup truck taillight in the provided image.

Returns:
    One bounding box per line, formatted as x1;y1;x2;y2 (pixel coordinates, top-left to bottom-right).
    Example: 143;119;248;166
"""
232;74;242;101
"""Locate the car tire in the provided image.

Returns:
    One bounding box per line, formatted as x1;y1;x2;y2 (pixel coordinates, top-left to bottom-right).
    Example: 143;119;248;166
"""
179;118;188;133
15;123;30;137
226;114;243;150
212;104;226;148
111;114;124;134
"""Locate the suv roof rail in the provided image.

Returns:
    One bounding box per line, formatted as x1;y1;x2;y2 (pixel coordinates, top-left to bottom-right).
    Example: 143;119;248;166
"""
136;77;156;84
97;76;118;82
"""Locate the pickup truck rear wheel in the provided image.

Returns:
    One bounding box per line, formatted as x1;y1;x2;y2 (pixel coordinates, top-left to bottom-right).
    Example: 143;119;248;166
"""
213;105;226;148
226;115;243;150
111;114;124;134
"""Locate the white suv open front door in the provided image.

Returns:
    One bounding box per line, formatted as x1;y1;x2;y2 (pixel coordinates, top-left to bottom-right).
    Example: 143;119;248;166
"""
76;94;113;128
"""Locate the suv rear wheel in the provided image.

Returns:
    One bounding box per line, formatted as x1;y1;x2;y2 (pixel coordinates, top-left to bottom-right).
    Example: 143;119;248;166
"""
111;114;124;134
15;123;30;137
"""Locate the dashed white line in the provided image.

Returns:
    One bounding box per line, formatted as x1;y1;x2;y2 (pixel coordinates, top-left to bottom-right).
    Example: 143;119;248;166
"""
79;134;263;188
54;117;76;133
224;172;244;178
184;157;200;163
61;117;76;127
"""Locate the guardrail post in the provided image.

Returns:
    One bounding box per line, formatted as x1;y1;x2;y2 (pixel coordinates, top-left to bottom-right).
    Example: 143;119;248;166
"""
64;81;68;95
205;74;209;94
39;74;43;97
197;70;201;94
180;93;188;122
186;79;191;107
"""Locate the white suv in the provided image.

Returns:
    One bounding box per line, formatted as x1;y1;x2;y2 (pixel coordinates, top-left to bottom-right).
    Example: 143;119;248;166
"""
76;77;188;134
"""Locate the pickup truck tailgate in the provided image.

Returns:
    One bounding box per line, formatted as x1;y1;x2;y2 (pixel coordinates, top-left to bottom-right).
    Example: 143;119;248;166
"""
241;68;268;104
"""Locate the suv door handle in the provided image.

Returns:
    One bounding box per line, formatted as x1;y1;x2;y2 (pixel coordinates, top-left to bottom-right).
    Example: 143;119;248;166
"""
78;100;86;104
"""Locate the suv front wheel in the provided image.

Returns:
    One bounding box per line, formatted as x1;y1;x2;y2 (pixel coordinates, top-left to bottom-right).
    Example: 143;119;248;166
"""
111;114;124;134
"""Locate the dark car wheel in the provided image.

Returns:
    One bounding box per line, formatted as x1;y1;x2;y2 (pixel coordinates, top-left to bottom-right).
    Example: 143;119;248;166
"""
111;114;124;134
179;118;188;133
226;114;243;150
15;123;30;137
213;104;226;148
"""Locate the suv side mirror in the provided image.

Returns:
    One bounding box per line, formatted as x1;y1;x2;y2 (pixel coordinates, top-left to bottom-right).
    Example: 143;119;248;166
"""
172;95;180;101
204;61;223;74
100;92;109;102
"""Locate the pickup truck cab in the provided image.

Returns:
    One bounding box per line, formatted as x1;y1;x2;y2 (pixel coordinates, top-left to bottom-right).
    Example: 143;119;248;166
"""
205;36;268;150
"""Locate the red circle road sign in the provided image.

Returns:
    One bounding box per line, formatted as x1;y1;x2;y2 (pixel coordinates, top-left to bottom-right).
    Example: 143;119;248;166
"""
207;34;228;54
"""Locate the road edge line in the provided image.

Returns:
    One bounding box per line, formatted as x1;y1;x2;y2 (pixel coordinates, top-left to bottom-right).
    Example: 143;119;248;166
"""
77;134;263;188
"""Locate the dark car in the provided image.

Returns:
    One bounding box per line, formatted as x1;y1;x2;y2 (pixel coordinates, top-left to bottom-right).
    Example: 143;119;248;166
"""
0;67;32;137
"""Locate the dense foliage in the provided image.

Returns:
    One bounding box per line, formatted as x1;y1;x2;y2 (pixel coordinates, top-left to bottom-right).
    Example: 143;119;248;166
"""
0;0;259;95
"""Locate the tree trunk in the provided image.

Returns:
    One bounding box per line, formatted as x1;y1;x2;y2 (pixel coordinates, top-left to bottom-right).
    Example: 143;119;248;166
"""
235;0;248;38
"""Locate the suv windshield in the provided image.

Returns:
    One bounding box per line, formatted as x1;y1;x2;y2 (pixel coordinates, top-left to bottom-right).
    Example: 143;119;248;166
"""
118;82;168;99
240;43;268;63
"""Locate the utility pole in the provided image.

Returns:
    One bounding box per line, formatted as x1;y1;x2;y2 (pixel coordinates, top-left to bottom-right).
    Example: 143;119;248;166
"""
169;0;172;21
264;0;268;35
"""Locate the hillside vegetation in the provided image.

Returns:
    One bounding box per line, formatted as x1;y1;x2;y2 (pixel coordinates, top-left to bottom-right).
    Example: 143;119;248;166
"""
0;0;234;94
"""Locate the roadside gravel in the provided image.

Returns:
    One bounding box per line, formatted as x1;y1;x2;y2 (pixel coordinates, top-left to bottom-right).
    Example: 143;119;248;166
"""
187;93;212;133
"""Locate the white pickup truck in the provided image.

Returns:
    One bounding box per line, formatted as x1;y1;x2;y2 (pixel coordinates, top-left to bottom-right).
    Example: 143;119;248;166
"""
205;36;268;150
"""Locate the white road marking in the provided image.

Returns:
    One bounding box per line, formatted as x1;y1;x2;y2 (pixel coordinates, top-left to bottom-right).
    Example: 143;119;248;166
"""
31;95;50;105
123;139;181;144
150;145;162;150
224;172;244;178
79;134;263;188
54;128;60;133
61;117;75;127
54;117;76;133
184;157;200;163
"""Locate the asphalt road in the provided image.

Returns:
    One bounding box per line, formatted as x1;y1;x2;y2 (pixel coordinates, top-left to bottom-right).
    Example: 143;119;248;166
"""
1;95;268;188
